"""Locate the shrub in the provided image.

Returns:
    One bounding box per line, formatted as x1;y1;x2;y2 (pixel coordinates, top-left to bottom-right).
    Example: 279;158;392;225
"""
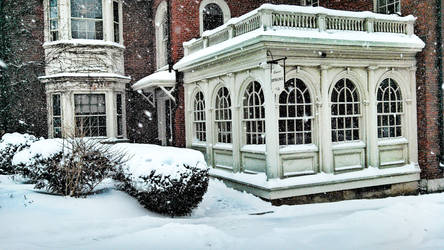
117;163;209;217
0;133;38;175
13;138;126;197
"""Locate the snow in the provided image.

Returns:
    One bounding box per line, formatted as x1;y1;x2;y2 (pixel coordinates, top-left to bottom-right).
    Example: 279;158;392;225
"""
39;72;131;80
131;69;176;91
210;164;420;190
1;175;444;249
113;143;207;191
43;39;125;49
0;59;6;68
175;28;424;70
11;139;64;166
0;133;37;151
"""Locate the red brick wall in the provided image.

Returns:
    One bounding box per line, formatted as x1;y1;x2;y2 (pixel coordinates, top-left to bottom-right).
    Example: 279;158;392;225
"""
322;0;373;11
403;0;443;179
123;0;159;143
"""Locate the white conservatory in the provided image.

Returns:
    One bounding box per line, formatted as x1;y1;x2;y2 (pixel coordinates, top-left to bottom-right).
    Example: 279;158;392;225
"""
174;4;425;200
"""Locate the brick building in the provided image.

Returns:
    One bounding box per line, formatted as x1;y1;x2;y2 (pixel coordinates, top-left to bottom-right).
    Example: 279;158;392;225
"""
7;0;443;201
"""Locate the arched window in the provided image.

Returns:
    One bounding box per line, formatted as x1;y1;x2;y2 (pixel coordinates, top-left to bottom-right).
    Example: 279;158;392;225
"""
215;87;232;143
279;78;313;145
199;0;231;34
377;78;403;138
193;91;206;142
331;78;361;142
243;81;265;145
203;3;224;31
155;1;168;69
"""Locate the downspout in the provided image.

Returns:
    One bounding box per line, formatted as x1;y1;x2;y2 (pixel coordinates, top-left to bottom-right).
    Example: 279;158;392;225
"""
167;0;172;72
438;0;444;167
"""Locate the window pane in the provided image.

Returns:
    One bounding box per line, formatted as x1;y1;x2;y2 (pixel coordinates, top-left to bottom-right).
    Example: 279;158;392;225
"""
377;78;403;138
74;94;106;137
71;0;103;40
203;3;224;31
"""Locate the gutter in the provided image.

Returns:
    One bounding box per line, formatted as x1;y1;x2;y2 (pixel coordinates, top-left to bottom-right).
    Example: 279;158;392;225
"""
438;0;444;167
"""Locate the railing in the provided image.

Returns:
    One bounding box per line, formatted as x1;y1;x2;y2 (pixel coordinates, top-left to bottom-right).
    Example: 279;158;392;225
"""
184;5;415;56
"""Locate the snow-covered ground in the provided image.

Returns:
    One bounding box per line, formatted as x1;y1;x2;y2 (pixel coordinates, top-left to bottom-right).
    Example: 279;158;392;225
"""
1;174;444;250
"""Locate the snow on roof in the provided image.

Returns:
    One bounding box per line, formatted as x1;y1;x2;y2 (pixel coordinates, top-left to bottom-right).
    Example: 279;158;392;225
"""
132;69;176;91
43;39;125;49
175;28;425;71
39;73;131;80
196;3;416;39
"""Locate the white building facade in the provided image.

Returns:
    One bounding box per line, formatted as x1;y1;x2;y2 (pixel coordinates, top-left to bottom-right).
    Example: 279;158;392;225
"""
41;0;129;139
175;4;425;200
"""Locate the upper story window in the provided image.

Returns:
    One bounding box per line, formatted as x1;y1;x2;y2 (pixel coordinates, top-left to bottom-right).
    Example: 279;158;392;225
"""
113;1;120;43
302;0;319;7
203;3;224;32
331;78;361;143
377;0;401;14
199;0;231;34
49;0;59;41
243;81;265;145
71;0;103;40
155;1;168;69
279;78;313;145
377;78;403;138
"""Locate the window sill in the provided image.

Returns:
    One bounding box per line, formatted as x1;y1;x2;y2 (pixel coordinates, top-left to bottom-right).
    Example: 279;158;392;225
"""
241;145;266;154
279;144;318;155
192;141;207;148
213;143;233;151
332;141;366;150
378;137;408;146
43;39;125;49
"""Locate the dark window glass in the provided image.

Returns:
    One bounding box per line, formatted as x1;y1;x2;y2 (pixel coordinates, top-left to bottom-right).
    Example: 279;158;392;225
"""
203;3;224;31
74;94;106;137
52;94;62;138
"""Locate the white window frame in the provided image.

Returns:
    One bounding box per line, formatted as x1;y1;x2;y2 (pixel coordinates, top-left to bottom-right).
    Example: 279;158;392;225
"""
377;78;404;139
155;1;168;69
242;81;265;145
374;0;401;14
74;93;107;137
214;86;232;144
279;78;314;146
70;0;104;40
199;0;231;35
331;78;362;143
193;91;207;142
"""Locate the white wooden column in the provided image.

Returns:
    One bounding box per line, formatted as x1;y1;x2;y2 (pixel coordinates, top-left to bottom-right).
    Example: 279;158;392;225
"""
59;0;70;40
408;66;419;164
106;90;116;138
62;91;75;137
184;84;192;148
264;66;280;179
103;0;113;42
229;74;242;173
204;80;215;168
367;66;379;167
320;65;334;173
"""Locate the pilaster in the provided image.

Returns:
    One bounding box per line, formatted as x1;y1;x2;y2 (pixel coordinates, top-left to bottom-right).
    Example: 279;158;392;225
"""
320;65;333;173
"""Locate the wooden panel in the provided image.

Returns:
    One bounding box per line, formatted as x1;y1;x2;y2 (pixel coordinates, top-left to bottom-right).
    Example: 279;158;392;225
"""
334;149;364;171
282;156;316;177
379;145;406;167
214;150;233;170
242;152;266;173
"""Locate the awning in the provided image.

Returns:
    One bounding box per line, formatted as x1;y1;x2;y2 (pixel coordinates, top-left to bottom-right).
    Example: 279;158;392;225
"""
132;69;176;106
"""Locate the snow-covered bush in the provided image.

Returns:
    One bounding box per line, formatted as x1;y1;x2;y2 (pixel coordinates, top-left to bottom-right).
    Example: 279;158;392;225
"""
0;133;38;175
115;144;209;216
13;138;126;197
